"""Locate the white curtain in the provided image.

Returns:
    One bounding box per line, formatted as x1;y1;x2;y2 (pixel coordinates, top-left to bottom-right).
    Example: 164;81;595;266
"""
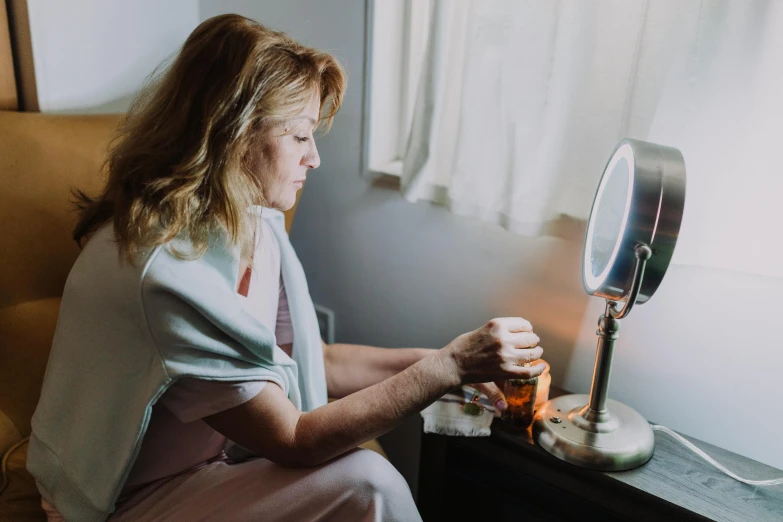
401;0;783;278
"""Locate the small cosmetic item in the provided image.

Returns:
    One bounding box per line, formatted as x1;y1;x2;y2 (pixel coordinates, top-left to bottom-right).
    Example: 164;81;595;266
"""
462;390;484;416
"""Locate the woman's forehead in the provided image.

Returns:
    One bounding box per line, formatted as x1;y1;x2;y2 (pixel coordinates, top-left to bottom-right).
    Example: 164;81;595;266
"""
267;98;322;134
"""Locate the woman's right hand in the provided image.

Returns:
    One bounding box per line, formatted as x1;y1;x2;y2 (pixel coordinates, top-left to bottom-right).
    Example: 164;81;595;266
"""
439;317;545;385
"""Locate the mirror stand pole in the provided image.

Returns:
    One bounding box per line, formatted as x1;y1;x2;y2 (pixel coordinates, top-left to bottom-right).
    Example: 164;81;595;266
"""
533;243;656;470
585;243;652;415
585;306;619;413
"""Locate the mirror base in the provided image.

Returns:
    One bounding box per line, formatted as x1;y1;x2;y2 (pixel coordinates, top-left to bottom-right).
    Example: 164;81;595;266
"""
533;394;654;471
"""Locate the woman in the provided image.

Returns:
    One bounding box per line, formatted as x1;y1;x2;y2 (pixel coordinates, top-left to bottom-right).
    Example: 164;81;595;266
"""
28;14;545;522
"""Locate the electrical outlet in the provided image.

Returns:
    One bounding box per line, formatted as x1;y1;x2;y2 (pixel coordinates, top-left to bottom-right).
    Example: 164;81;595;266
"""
314;304;335;344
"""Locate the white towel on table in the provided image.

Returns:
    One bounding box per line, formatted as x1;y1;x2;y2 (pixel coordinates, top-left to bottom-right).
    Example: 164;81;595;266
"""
420;386;497;437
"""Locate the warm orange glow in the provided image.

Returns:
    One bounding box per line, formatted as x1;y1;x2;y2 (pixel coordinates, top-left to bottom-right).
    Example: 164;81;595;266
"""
535;360;551;410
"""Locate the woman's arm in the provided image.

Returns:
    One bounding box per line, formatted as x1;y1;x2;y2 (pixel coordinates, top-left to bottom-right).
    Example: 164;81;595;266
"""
321;341;432;398
204;317;544;467
206;348;458;467
319;341;512;411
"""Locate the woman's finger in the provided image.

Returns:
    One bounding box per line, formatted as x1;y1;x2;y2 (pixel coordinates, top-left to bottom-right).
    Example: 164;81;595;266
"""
488;317;533;333
507;346;544;365
472;382;507;412
506;331;540;348
502;361;547;379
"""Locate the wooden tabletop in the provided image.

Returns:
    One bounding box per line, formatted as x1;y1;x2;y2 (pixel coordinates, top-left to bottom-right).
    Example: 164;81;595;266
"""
490;387;783;522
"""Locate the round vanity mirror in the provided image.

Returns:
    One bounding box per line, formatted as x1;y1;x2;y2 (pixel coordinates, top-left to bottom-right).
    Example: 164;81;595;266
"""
583;139;686;305
533;138;686;471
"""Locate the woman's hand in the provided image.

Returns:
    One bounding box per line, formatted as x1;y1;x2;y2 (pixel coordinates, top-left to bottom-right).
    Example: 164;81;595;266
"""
437;317;544;413
470;381;510;413
439;316;545;386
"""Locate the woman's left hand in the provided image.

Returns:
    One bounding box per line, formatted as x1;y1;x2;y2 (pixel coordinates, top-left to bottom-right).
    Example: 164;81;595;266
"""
470;381;507;413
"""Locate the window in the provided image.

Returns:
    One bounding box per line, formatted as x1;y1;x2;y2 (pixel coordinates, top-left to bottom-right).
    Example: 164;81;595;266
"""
366;0;429;177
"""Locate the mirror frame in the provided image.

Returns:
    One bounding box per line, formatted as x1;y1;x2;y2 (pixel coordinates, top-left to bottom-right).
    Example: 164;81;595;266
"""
582;139;686;303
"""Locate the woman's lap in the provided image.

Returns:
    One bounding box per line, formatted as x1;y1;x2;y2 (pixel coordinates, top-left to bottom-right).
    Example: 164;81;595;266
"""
109;449;421;522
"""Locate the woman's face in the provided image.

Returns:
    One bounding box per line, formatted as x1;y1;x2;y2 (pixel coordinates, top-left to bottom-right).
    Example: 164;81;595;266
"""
248;96;321;211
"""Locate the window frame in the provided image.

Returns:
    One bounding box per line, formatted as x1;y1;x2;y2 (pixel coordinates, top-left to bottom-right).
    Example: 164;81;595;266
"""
362;0;430;179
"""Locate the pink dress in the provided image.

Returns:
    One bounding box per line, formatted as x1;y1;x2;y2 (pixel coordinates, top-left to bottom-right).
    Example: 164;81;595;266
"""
41;218;420;521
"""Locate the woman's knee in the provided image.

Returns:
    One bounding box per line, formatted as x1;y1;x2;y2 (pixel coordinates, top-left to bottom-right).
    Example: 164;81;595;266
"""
336;449;412;500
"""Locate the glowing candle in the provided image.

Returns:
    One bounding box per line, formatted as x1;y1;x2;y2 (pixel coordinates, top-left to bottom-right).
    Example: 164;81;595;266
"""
534;360;551;411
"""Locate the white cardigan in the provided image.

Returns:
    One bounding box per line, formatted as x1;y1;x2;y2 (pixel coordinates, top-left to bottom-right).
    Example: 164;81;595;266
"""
27;208;327;522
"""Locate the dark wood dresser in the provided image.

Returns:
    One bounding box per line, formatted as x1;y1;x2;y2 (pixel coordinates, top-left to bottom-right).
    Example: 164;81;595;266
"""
417;388;783;522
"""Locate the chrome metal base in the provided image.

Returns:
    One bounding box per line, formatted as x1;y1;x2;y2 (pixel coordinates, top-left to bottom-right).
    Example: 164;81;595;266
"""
533;394;654;471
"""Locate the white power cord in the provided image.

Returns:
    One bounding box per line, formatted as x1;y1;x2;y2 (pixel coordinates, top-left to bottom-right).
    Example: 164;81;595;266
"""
650;424;783;486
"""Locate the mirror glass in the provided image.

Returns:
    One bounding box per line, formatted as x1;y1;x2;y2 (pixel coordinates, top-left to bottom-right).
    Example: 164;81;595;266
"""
584;146;633;291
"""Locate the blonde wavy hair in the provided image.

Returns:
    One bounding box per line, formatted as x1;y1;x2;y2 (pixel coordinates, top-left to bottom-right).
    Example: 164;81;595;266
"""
73;14;345;261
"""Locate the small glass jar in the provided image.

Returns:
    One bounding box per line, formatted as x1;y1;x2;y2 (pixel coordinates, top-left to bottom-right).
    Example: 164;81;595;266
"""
502;375;538;430
502;359;550;430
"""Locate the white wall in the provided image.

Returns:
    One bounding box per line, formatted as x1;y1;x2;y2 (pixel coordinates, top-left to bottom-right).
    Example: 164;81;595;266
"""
27;0;199;113
29;0;783;495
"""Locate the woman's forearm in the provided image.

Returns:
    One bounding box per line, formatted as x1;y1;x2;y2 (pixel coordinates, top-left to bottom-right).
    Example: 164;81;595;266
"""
206;318;542;468
296;349;460;465
324;342;434;398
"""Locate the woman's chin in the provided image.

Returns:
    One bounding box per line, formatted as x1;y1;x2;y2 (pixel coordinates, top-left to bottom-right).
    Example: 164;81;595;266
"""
269;195;297;212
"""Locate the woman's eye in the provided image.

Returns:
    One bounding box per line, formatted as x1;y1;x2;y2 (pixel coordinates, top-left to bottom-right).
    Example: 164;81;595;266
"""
295;136;310;143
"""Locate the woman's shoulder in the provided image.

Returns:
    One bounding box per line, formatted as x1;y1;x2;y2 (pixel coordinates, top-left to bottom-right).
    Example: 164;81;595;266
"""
143;228;239;296
68;223;153;288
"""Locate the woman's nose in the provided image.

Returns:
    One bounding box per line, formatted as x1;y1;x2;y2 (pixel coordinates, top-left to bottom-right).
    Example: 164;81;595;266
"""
303;143;320;170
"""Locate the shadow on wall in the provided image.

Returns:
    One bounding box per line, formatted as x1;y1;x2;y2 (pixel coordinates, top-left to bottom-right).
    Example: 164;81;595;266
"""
374;212;592;500
495;214;590;388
